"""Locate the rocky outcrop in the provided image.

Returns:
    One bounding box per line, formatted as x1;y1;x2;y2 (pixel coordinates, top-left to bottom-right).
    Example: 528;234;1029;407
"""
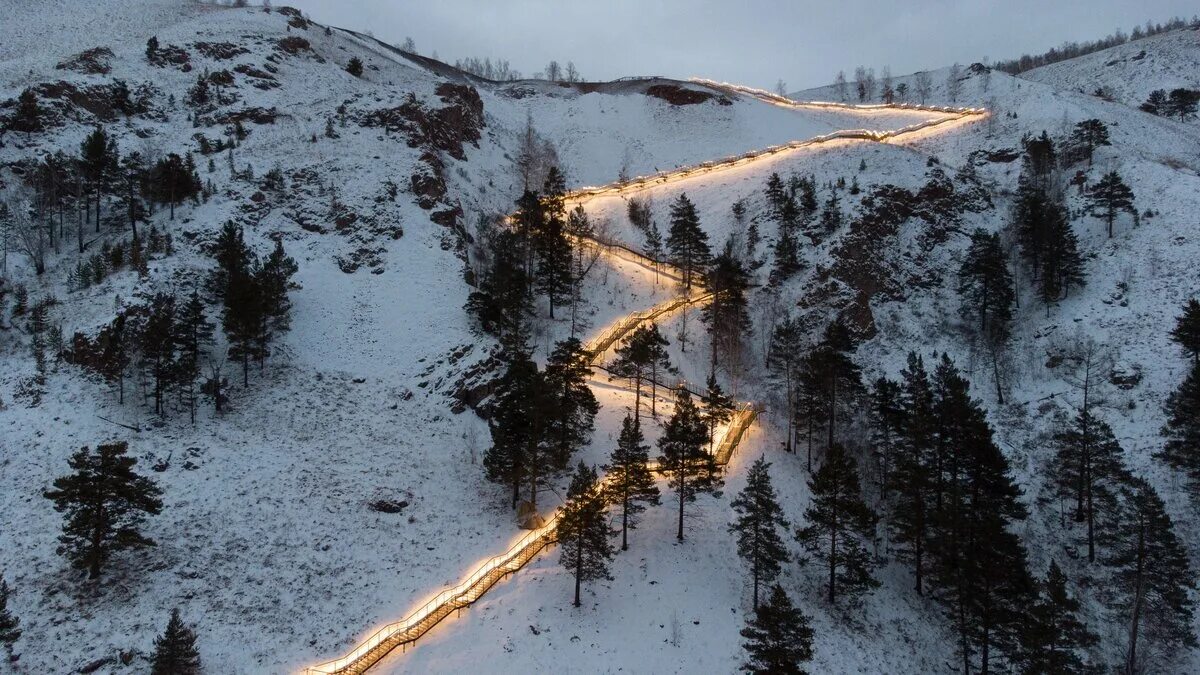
55;47;114;75
646;84;732;106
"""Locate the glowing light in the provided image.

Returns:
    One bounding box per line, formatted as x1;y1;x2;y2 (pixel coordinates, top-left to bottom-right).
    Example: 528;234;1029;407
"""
304;77;987;675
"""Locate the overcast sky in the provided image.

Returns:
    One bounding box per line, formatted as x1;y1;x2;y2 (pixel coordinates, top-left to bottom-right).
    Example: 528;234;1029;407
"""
283;1;1198;91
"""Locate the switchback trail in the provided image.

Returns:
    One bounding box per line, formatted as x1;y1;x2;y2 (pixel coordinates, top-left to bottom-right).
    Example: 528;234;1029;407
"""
304;91;986;675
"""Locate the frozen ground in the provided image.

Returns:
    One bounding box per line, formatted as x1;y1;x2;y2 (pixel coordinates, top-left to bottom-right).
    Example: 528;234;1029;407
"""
1;2;1199;673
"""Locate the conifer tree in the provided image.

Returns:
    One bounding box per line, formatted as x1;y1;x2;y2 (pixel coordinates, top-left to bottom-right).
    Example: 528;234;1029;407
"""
1049;411;1131;561
208;221;253;302
764;173;788;221
1157;361;1200;498
729;457;790;609
543;338;599;468
80;125;118;232
151;608;202;675
958;228;1014;338
666;193;711;289
740;584;813;675
141;293;179;416
796;443;878;604
818;192;842;236
223;258;264;386
1020;561;1096;674
1169;298;1200;364
796;320;863;464
605;415;659;550
1108;479;1198;673
701;372;735;455
1067;119;1111;167
610;322;671;422
869;377;904;502
0;575;19;660
534;200;573;318
924;359;1034;673
175;290;213;424
253;238;299;370
767;316;804;453
889;353;935;595
703;239;753;374
557;463;614;607
345;57;364;78
12;89;42;133
658;387;716;541
485;355;549;509
466;229;533;354
44;442;163;579
1087;170;1136;238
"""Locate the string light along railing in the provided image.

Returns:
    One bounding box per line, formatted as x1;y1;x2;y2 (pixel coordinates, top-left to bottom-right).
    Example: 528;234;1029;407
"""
305;85;986;675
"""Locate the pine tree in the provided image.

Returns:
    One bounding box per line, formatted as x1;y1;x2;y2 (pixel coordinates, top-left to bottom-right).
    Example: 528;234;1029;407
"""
543;338;599;470
1157;361;1200;498
175;290;213;424
604;415;659;550
729;457;790;609
764;173;788;221
12;88;42;133
1169;298;1200;364
0;575;20;659
767;316;804;453
666;193;711;289
1087;171;1136;238
345;56;364;77
141;293;179;416
80;125;117;232
208;221;253;302
702;239;752;375
924;358;1034;673
1049;411;1131;561
1067;119;1111;167
1108;479;1198;673
889;353;935;595
818;192;842;236
796;443;878;604
151;608;201;675
796;320;863;467
254;238;298;370
701;373;735;456
44;442;163;579
484;355;548;509
740;584;813;675
609;322;671;422
466;229;533;354
1020;561;1096;674
1165;88;1199;122
658;387;716;541
869;377;904;502
557;463;614;607
958;228;1014;339
223;259;264;386
534;201;573;319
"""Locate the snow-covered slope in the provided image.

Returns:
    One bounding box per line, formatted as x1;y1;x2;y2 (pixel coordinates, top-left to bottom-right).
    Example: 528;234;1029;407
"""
0;3;964;674
3;2;1199;674
1021;26;1200;116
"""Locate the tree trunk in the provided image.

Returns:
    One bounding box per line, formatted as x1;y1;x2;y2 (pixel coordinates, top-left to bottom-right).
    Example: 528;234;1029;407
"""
676;463;686;541
573;540;583;607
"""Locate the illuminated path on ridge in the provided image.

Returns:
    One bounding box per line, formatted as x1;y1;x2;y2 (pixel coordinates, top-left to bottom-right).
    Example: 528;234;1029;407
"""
304;88;986;675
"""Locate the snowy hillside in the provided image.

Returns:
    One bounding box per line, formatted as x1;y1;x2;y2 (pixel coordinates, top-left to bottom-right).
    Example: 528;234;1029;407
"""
2;2;1199;674
1022;26;1200;118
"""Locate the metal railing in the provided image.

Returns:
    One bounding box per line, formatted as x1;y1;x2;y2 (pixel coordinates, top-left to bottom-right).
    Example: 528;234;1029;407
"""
305;87;984;675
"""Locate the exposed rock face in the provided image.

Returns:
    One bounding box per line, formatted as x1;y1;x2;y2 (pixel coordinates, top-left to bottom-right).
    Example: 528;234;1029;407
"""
55;47;114;75
801;167;994;339
358;82;484;255
645;84;732;106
